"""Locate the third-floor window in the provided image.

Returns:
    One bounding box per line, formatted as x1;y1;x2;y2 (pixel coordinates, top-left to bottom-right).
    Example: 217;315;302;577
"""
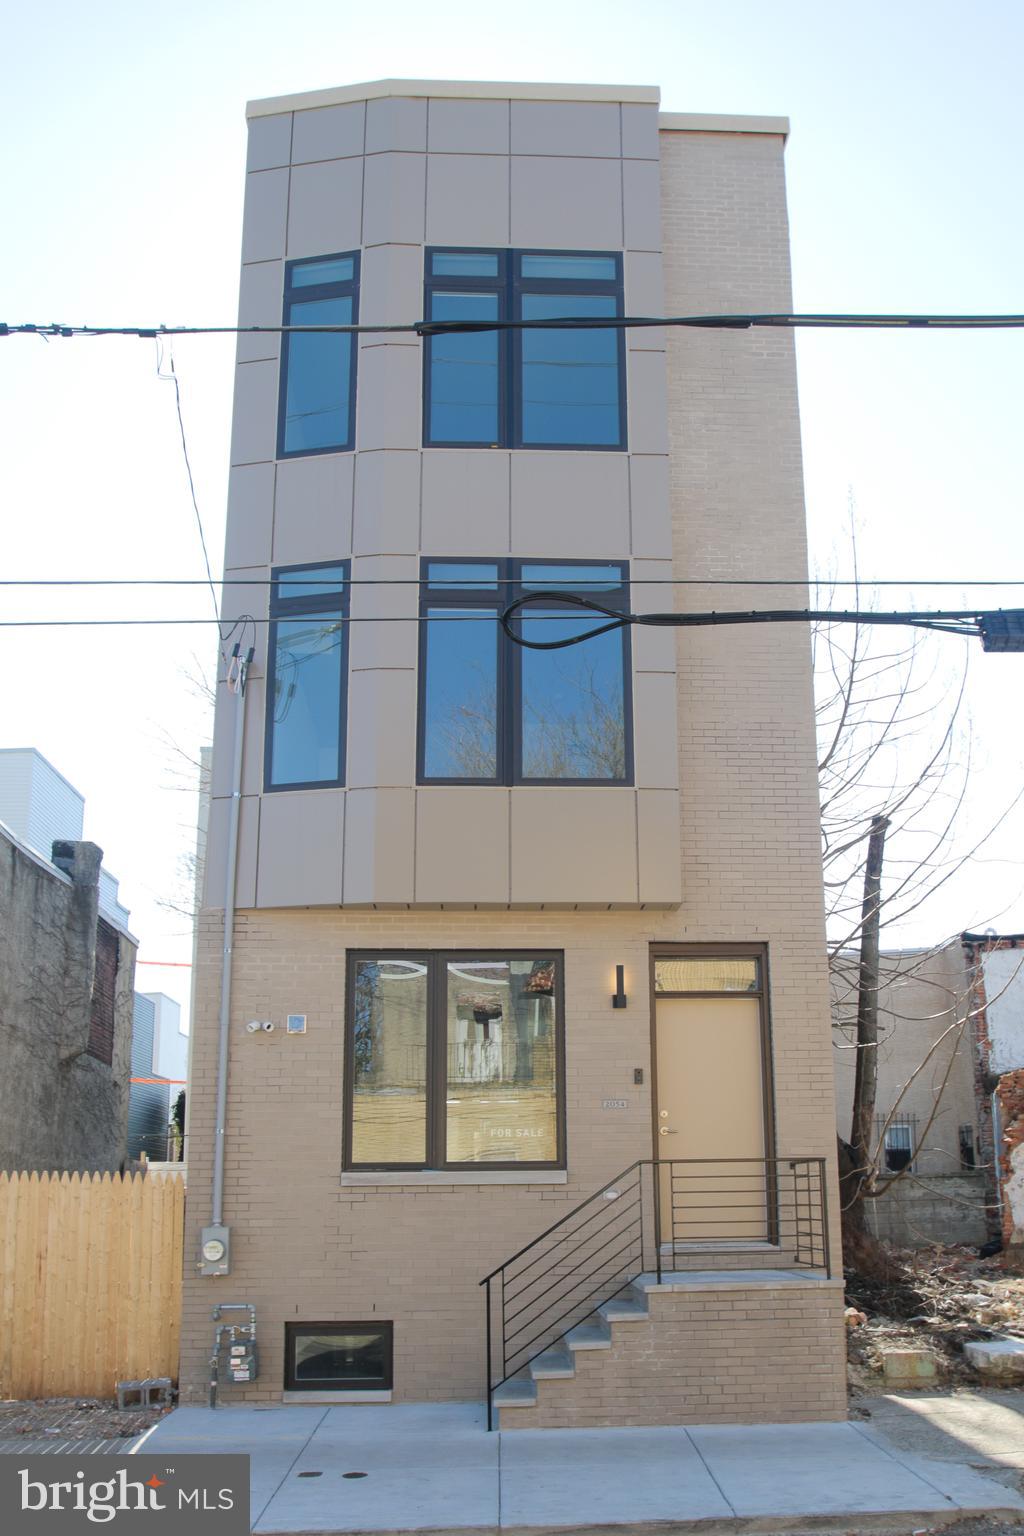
423;249;626;450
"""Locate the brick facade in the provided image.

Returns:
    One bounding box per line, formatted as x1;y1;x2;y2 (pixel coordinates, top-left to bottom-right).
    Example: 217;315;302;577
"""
181;82;846;1422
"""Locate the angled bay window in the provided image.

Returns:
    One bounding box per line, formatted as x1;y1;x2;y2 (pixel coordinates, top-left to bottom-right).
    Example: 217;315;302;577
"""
424;249;625;449
278;253;359;457
345;952;564;1171
264;562;349;790
418;559;632;785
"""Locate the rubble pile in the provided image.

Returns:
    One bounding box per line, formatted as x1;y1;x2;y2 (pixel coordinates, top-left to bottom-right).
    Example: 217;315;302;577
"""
844;1243;1024;1393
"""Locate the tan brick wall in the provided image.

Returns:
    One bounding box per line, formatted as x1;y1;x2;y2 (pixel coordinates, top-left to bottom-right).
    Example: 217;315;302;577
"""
180;115;843;1418
503;1283;847;1428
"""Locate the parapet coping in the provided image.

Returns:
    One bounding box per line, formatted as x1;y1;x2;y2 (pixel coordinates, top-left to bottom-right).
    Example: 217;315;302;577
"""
659;111;789;138
248;78;660;117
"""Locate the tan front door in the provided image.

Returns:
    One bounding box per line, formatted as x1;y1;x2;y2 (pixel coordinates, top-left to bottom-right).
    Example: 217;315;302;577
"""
654;996;768;1246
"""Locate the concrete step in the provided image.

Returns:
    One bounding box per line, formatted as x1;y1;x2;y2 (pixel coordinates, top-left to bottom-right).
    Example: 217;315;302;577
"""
565;1319;612;1351
598;1294;649;1324
530;1346;575;1380
493;1374;537;1409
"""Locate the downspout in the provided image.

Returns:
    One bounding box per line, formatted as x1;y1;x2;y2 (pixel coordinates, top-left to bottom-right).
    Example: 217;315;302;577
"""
211;649;251;1230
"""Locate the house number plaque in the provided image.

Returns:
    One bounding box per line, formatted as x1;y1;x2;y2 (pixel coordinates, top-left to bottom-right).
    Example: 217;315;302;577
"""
601;1098;629;1110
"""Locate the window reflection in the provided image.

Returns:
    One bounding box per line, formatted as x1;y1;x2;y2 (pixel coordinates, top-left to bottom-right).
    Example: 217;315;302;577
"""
269;615;344;785
520;293;620;445
428;291;500;443
520;611;626;780
350;959;428;1164
446;959;558;1164
422;609;497;779
283;296;354;454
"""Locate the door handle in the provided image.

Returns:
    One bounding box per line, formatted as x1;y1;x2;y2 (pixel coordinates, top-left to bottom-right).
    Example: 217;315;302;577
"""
659;1127;678;1136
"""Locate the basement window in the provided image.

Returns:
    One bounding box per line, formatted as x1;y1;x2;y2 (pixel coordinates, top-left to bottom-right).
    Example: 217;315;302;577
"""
284;1322;393;1392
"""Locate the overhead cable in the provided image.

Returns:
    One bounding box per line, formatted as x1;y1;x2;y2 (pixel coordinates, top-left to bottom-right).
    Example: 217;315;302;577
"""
498;592;1024;654
5;312;1024;341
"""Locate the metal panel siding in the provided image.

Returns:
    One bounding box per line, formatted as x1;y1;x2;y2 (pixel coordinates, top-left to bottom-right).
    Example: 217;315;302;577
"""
127;1082;171;1161
132;994;156;1076
0;749;84;858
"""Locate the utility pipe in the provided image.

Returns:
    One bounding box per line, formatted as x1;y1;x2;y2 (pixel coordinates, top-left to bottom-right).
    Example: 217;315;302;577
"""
211;654;249;1229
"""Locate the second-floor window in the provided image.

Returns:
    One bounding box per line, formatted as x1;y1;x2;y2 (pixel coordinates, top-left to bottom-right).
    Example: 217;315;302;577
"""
278;253;360;457
424;249;626;450
265;562;349;790
418;559;632;785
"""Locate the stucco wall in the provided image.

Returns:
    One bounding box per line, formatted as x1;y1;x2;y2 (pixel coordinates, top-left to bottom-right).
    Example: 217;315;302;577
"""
0;830;135;1172
983;948;1024;1074
832;944;980;1179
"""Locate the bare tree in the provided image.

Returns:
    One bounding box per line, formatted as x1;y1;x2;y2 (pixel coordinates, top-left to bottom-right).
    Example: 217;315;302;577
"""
814;531;1022;1243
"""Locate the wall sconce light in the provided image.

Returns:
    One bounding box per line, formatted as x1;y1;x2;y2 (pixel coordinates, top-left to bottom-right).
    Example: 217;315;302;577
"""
612;964;628;1009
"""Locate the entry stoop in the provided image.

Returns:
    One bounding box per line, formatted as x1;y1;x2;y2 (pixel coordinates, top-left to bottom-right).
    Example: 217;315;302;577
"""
495;1269;846;1430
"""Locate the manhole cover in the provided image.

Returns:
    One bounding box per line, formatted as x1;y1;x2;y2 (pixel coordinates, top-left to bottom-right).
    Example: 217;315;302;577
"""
343;1472;368;1479
298;1472;322;1479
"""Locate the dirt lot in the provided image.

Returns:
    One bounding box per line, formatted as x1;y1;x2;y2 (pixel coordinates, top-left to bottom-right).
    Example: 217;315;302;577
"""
0;1396;171;1447
845;1244;1024;1393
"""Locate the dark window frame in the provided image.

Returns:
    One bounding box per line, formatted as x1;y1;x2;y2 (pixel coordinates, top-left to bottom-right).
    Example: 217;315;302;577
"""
263;559;350;792
284;1321;393;1392
423;248;627;451
277;251;360;459
343;949;567;1173
416;557;634;786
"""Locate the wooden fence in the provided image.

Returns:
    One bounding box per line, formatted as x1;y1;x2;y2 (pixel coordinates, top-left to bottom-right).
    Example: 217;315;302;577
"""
0;1171;185;1400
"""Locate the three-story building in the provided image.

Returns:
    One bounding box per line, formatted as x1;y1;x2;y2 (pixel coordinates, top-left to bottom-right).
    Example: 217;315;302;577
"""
182;77;846;1427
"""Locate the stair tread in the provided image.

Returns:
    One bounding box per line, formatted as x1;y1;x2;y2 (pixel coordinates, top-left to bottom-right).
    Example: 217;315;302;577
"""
530;1348;575;1380
599;1296;649;1322
493;1375;537;1407
565;1320;612;1350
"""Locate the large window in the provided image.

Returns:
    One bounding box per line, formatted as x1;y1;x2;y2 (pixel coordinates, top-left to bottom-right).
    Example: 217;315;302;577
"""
264;562;349;790
344;952;564;1171
424;249;626;449
278;253;359;457
418;559;632;785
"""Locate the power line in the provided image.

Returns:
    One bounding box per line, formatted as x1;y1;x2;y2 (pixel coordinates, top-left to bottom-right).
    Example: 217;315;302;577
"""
1;608;1022;637
155;340;222;634
5;312;1024;342
2;576;1024;589
499;593;1024;654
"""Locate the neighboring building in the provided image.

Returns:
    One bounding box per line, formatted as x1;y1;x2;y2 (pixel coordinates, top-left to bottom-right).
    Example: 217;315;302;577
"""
0;749;131;929
0;825;136;1172
182;78;845;1426
962;932;1024;1253
831;944;990;1247
129;992;188;1162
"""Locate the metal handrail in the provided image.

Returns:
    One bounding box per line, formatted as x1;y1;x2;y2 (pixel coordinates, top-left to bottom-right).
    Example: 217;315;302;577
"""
480;1155;830;1429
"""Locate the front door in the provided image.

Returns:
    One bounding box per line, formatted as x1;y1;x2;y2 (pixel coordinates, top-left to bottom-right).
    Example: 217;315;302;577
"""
653;956;769;1248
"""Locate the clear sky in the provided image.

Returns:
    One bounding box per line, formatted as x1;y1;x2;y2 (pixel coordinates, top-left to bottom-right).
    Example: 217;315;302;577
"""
3;0;1022;1027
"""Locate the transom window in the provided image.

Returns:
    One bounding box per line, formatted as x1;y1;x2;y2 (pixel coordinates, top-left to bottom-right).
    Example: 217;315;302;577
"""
418;559;632;785
424;249;626;449
264;562;349;790
344;952;564;1170
278;253;359;457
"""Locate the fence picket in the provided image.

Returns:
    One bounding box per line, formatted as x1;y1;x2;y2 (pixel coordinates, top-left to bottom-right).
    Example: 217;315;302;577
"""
0;1171;184;1400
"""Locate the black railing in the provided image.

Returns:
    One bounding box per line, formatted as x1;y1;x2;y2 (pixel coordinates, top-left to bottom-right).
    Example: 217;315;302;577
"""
479;1155;829;1429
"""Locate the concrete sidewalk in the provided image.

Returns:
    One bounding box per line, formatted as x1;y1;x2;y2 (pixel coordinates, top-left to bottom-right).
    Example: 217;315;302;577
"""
138;1399;1024;1534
